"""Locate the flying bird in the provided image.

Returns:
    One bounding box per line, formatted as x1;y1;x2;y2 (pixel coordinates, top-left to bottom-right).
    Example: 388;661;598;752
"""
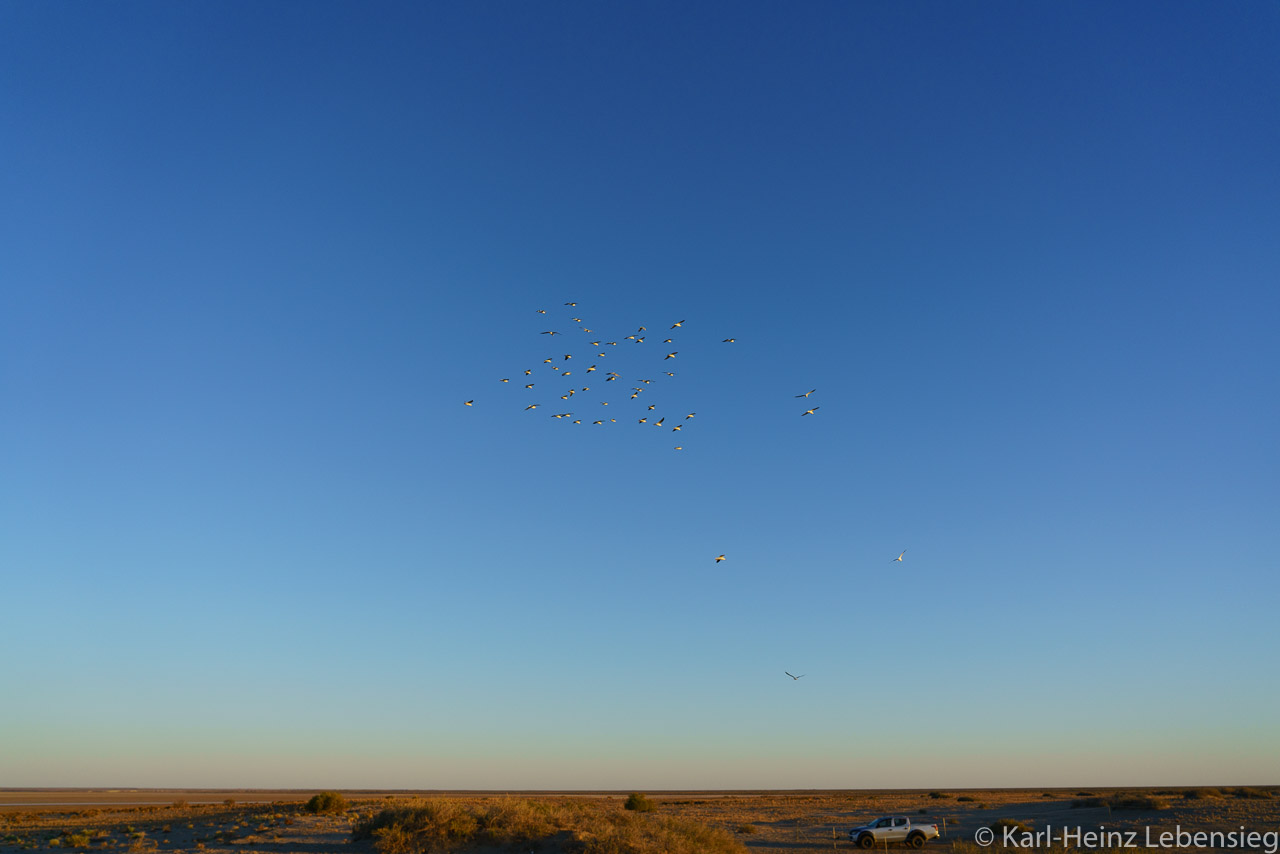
525;404;539;410
500;378;510;382
671;320;684;328
722;338;735;343
586;365;596;372
638;418;647;423
524;383;534;389
543;358;554;363
802;406;819;416
647;404;656;410
664;352;677;360
795;389;816;398
464;400;473;406
592;420;603;425
664;338;673;343
637;326;646;332
635;336;645;343
673;446;682;450
542;331;560;335
892;550;906;563
715;554;725;562
524;369;533;375
686;413;695;419
654;417;664;426
785;672;805;681
564;354;572;359
665;372;675;377
672;425;681;431
564;302;577;306
571;317;582;322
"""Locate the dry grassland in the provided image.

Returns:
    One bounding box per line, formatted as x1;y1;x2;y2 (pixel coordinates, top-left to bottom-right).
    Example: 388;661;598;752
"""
2;787;1276;853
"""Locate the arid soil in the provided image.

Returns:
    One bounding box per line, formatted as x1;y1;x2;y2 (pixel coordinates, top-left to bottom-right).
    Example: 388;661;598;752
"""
2;788;1276;853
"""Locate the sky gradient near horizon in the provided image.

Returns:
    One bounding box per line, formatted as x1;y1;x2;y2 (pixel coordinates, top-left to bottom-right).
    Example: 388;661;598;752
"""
2;1;1278;789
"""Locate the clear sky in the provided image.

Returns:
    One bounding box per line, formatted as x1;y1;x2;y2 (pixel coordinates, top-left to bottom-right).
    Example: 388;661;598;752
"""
2;1;1277;790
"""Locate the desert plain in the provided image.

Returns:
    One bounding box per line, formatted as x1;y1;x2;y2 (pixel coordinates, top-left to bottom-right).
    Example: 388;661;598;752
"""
2;787;1278;853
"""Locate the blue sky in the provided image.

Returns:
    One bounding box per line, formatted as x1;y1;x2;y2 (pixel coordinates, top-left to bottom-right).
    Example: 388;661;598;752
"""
2;1;1277;789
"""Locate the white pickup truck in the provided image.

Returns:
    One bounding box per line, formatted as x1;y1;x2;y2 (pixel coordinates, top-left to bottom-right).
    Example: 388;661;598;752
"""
847;816;941;848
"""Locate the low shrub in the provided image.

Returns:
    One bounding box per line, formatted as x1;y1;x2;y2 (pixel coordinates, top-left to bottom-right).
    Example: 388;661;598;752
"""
991;819;1033;834
1182;788;1221;800
624;793;658;813
305;792;349;814
1072;794;1168;811
1227;787;1273;800
956;796;976;803
928;792;950;799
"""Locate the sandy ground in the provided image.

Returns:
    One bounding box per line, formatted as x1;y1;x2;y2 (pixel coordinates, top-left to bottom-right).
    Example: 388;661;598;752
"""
1;788;1277;853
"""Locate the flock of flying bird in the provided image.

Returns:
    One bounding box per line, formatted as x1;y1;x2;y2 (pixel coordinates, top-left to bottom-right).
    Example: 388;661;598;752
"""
465;302;907;682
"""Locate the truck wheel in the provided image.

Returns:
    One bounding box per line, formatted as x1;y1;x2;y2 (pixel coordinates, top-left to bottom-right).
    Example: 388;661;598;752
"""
858;834;876;849
908;833;926;848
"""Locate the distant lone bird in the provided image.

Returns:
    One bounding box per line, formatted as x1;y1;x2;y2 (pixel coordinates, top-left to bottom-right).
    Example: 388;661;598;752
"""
542;330;560;335
665;371;675;377
686;413;695;419
536;309;546;313
564;302;577;306
464;400;473;406
671;320;684;328
892;550;906;563
638;418;647;423
722;338;735;343
571;317;582;322
637;326;646;332
802;406;819;416
592;420;603;425
715;554;725;562
796;389;816;398
664;338;673;343
564;354;572;359
524;383;534;389
647;404;656;410
524;369;533;375
673;446;682;450
672;425;681;431
525;404;539;410
562;371;571;376
664;352;677;360
785;672;805;681
501;378;510;382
